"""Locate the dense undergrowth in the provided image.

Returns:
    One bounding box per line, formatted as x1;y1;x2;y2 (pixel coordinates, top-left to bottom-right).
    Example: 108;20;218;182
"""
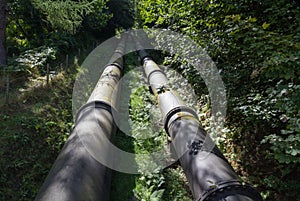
136;0;300;200
0;71;76;200
0;50;85;200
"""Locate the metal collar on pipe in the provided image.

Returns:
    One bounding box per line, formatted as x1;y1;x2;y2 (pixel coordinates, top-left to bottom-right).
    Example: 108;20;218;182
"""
139;51;151;64
164;106;198;135
135;39;151;64
104;62;123;72
75;100;116;124
198;180;263;201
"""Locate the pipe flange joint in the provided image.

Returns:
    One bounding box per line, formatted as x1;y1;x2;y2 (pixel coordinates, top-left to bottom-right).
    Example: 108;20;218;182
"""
141;55;152;65
164;106;198;136
198;180;262;201
75;101;116;124
104;62;123;71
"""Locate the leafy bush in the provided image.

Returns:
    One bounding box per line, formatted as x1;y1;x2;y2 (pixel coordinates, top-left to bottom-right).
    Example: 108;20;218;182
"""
7;46;56;73
262;82;300;165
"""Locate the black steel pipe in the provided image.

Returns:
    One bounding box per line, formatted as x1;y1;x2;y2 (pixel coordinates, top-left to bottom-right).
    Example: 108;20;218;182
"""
35;36;126;201
137;46;262;201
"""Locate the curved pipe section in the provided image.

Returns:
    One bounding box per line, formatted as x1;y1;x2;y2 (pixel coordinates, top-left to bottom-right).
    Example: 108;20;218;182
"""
35;35;126;201
136;43;262;201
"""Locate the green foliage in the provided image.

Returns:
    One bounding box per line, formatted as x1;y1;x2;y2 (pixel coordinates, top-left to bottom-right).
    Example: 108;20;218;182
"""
6;0;109;55
128;71;166;201
261;82;300;165
162;168;192;201
134;170;165;201
0;72;74;200
7;46;56;73
262;174;300;201
0;114;52;200
124;55;192;201
6;0;46;52
84;0;112;32
137;0;300;200
44;32;78;54
263;134;300;164
106;0;135;29
32;0;110;33
0;45;82;200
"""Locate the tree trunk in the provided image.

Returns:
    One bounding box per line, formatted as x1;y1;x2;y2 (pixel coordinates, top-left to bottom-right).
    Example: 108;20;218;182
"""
0;0;7;67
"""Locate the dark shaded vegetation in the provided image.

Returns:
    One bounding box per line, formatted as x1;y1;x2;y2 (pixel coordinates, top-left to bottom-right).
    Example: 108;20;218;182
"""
0;69;76;200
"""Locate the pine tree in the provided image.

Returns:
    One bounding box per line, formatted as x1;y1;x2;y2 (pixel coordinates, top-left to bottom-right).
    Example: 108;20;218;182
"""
32;0;110;34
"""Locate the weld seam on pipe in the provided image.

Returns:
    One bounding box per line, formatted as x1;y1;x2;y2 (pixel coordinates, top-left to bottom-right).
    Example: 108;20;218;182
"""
147;69;167;86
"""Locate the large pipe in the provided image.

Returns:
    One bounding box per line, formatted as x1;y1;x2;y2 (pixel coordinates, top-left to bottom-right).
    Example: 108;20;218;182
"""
35;36;126;201
136;43;262;201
